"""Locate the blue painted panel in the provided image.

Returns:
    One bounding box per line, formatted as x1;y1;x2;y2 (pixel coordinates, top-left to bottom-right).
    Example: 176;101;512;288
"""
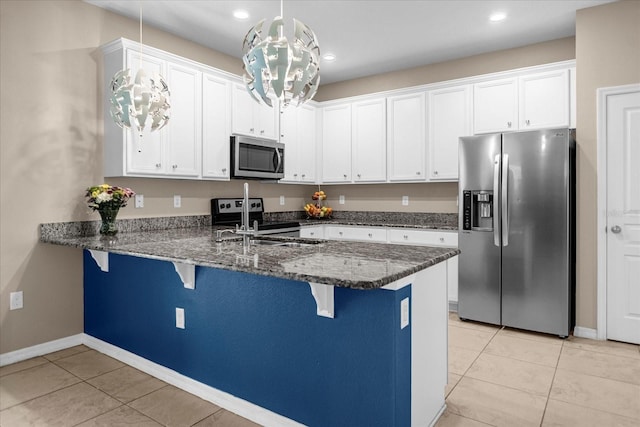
84;251;411;427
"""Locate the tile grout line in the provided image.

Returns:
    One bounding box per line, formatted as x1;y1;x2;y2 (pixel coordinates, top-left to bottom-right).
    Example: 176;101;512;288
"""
538;338;566;426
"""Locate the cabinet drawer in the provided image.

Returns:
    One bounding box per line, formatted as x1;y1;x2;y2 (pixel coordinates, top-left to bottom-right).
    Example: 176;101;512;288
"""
325;226;387;242
387;228;458;247
300;226;324;239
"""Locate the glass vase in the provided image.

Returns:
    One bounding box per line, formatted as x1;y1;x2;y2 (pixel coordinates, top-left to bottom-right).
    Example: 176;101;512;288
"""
98;207;120;236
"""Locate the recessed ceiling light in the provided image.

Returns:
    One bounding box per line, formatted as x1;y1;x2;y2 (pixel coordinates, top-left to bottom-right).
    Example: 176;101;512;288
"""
233;9;249;20
489;12;507;22
323;53;336;62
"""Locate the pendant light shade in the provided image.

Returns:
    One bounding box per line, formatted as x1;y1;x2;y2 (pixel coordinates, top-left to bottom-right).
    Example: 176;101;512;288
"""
108;7;170;136
242;3;320;108
109;67;170;136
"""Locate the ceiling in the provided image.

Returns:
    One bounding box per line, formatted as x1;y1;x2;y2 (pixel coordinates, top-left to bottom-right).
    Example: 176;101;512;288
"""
85;0;614;85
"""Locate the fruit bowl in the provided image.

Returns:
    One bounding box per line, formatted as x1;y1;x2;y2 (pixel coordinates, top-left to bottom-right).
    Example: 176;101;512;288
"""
304;190;333;219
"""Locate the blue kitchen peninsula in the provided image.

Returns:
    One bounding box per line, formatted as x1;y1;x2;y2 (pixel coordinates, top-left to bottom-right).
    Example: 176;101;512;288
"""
42;225;457;427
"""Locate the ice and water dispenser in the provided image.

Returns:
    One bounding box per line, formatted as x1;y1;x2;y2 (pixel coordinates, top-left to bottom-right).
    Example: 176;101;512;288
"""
462;190;493;231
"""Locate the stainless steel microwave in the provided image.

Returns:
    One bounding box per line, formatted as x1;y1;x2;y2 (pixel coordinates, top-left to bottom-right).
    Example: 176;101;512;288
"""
230;135;284;180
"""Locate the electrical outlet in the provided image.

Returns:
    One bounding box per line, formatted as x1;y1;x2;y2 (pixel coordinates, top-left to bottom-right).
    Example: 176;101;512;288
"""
174;195;181;208
400;297;409;329
339;195;345;205
10;291;23;310
175;307;185;329
280;195;285;205
402;196;409;206
135;194;144;208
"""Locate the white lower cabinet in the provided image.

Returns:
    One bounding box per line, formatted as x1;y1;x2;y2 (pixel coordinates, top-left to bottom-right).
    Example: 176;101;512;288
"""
386;228;458;247
325;225;387;242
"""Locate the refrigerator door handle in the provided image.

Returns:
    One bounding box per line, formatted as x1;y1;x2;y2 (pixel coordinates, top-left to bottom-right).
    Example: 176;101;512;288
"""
502;154;509;246
493;154;501;246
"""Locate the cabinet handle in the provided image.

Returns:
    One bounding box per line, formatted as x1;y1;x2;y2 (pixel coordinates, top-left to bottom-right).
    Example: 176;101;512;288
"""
339;231;343;236
439;237;445;242
250;127;255;132
260;130;265;134
172;164;177;169
294;173;298;177
343;174;347;179
302;174;306;178
525;119;530;126
434;171;438;175
310;232;315;236
155;163;161;168
416;171;421;175
368;233;373;238
222;168;227;172
507;121;512;128
357;173;361;178
403;235;408;240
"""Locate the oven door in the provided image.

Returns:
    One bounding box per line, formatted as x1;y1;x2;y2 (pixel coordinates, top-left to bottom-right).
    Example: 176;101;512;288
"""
231;135;284;179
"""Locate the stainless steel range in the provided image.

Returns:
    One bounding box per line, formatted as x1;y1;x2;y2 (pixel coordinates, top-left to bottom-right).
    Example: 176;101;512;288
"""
211;198;301;237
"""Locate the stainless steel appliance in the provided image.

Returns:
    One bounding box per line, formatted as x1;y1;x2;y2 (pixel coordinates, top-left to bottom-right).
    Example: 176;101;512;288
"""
211;198;300;237
230;135;284;180
458;128;575;337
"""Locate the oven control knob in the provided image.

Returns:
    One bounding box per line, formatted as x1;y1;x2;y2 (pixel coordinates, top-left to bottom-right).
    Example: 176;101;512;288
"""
257;202;261;208
225;203;231;208
251;203;256;208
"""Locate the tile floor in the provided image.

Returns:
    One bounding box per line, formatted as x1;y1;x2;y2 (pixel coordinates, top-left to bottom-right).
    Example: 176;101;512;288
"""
1;314;639;426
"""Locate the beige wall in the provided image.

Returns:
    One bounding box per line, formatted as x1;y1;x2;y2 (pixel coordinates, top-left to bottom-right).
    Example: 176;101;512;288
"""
0;0;627;354
575;0;640;329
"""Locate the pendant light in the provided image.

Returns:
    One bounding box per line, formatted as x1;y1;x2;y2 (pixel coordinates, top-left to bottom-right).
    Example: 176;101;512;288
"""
109;5;170;137
242;0;320;108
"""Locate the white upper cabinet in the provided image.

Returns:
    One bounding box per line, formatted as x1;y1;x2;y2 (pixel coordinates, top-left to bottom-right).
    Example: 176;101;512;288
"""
321;103;352;183
165;61;202;178
231;83;279;140
518;69;570;130
202;73;231;180
474;68;570;134
280;104;317;183
428;85;472;180
473;78;518;134
387;92;427;181
352;98;387;182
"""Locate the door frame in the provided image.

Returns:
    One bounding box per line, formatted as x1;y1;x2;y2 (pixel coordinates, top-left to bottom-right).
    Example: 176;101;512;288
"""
596;83;640;340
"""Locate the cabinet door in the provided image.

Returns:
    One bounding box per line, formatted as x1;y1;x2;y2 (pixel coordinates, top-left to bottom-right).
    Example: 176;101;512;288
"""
519;69;569;130
387;92;427;181
352;98;386;182
300;225;324;239
297;104;317;183
473;78;518;134
125;51;166;175
166;61;201;177
231;83;257;136
256;101;279;140
325;226;386;242
428;85;471;180
202;73;231;179
280;107;299;181
321;104;352;182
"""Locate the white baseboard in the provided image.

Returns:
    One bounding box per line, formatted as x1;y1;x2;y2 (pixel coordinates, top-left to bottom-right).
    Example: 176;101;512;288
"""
0;334;84;367
573;326;599;340
83;335;303;427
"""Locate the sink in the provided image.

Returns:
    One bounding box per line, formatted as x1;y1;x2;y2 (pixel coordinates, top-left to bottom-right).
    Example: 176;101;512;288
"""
250;239;320;248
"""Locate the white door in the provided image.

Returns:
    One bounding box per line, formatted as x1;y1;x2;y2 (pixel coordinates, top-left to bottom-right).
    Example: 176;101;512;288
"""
606;88;640;344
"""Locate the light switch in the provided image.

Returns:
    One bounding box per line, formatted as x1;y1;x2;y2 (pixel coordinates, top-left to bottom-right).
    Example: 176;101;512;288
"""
402;196;409;206
135;194;144;208
339;195;345;205
400;297;409;329
173;195;181;208
280;195;285;205
176;307;185;329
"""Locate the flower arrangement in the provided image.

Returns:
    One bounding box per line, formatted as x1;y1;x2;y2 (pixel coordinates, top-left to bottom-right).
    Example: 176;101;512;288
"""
85;184;135;235
86;184;135;211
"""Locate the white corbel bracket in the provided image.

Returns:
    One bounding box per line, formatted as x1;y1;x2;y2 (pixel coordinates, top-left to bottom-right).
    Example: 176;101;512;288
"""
173;262;195;289
308;282;334;318
88;250;109;272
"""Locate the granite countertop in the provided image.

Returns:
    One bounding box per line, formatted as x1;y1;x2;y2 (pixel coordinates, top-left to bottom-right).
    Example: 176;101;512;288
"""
40;225;459;290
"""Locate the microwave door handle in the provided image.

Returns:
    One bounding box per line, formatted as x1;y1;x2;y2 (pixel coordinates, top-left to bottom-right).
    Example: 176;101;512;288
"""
493;154;500;247
274;147;282;172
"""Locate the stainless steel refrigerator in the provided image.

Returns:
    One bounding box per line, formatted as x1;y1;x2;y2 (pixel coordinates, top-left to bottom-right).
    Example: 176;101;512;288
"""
458;128;575;337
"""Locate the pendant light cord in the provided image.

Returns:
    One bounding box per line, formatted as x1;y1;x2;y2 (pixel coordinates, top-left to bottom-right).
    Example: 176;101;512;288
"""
139;4;143;60
280;0;283;18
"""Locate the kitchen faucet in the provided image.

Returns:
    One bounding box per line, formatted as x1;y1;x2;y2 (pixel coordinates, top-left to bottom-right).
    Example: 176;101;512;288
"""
235;182;258;251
